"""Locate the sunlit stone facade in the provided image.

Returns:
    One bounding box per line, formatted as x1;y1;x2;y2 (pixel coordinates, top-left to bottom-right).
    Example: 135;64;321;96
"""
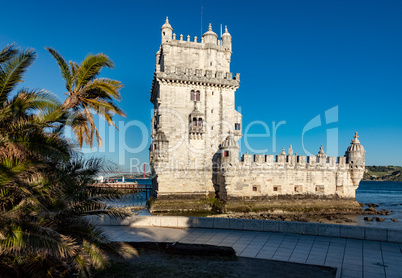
149;18;365;200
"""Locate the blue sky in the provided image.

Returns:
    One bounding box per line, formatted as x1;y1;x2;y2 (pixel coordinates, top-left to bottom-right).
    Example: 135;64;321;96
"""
1;0;401;169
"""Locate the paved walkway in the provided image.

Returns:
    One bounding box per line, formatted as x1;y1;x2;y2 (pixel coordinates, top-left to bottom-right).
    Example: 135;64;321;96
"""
101;226;402;278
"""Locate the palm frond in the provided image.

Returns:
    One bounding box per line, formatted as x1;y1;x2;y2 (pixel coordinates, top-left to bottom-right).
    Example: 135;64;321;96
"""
0;44;18;64
45;47;73;91
82;78;123;100
75;53;114;90
0;48;36;104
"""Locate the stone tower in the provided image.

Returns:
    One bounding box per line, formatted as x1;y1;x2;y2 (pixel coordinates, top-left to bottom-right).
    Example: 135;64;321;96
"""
149;18;242;197
345;132;366;186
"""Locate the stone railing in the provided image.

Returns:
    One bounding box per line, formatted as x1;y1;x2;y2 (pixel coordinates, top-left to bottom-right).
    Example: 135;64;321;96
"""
88;215;401;243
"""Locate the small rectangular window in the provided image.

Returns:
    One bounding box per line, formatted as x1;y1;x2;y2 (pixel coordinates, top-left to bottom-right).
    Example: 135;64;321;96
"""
224;151;229;157
235;123;241;130
273;187;278;192
253;186;257;192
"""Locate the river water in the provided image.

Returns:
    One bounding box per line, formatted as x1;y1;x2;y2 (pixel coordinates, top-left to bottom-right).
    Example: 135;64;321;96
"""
355;181;402;229
108;179;402;229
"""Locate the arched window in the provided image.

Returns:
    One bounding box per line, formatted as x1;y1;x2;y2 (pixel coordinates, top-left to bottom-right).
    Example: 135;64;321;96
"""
198;118;203;127
192;117;197;127
190;90;195;101
196;91;200;101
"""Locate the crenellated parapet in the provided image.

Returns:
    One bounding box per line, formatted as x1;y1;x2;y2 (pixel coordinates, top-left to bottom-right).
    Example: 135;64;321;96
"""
155;66;239;86
228;139;362;173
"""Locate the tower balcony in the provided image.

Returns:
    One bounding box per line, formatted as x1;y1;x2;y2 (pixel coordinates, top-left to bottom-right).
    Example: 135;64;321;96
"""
189;125;205;133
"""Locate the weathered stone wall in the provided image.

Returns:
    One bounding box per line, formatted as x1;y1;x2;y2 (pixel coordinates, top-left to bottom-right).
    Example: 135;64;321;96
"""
150;20;242;197
219;153;362;199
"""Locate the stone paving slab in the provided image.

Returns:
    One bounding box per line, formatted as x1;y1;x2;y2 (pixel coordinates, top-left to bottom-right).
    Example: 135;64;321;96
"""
100;226;402;278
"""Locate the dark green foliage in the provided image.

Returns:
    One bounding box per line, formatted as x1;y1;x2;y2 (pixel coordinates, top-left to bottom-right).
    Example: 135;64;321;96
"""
0;44;126;277
364;166;402;181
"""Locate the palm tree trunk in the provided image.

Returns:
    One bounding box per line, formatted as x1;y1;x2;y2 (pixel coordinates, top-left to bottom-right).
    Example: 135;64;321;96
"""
60;95;80;110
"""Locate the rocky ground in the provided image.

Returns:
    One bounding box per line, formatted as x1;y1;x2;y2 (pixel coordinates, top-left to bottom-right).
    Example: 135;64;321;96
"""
213;202;399;225
361;203;399;223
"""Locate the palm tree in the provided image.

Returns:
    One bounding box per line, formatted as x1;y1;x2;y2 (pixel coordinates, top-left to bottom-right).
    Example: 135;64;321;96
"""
0;44;127;277
46;47;126;148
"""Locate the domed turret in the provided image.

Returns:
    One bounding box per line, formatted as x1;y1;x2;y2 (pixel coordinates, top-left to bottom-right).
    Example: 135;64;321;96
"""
202;23;218;45
345;132;365;186
345;132;365;166
154;129;168;142
221;133;238;149
220;133;239;165
221;25;232;51
150;129;169;162
161;17;173;43
346;133;365;153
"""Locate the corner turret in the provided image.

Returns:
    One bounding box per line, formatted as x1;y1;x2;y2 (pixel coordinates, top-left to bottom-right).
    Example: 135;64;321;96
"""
202;23;218;45
221;25;232;51
161;17;173;43
345;132;365;186
150;129;169;162
220;133;239;166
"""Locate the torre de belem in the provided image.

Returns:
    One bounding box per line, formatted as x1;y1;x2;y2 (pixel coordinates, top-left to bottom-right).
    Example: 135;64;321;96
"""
149;18;365;201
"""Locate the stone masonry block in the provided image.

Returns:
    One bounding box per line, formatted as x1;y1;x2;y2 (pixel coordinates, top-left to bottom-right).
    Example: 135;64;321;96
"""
263;220;280;232
214;218;230;229
318;224;341;237
243;219;264;231
229;218;244;230
301;222;319;235
279;221;302;234
177;216;191;228
387;229;402;243
151;216;162;227
160;216;178;228
340;225;364;239
129;216;152;227
196;217;214;228
364;227;387;242
184;217;199;228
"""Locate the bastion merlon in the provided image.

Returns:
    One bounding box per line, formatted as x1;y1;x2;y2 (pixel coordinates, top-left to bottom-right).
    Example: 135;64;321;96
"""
149;18;365;200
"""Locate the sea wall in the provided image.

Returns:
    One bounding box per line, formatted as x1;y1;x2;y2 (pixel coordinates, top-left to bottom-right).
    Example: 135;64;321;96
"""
89;215;402;243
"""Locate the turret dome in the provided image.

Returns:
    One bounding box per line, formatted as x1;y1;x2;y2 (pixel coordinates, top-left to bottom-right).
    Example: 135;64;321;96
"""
161;17;173;43
202;23;218;44
221;25;231;38
317;145;327;157
221;133;238;149
161;17;173;30
347;132;365;152
154;130;168;142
